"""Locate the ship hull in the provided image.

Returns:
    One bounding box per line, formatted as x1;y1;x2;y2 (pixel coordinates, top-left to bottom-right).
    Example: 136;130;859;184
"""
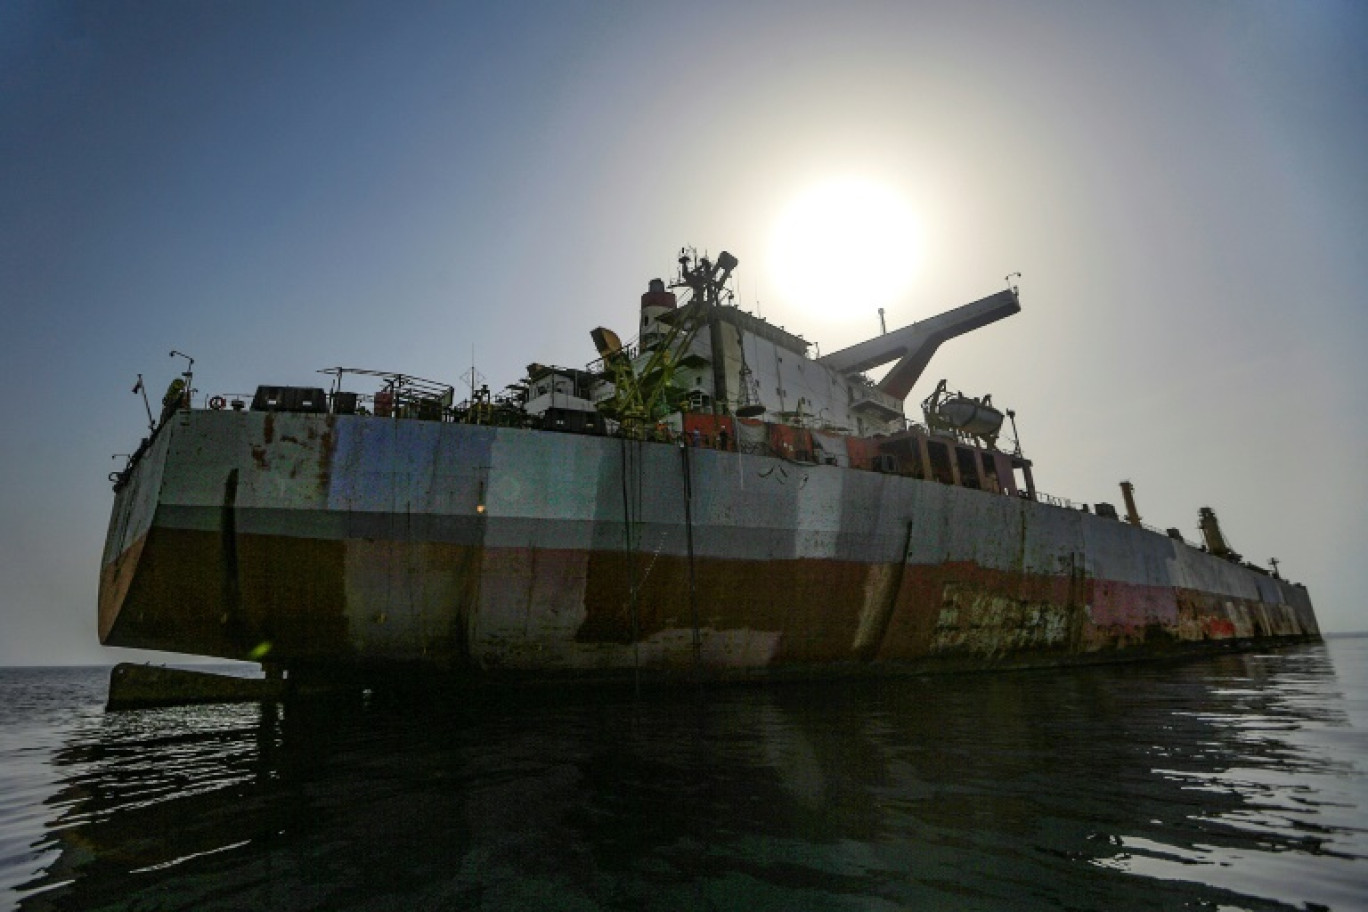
100;411;1320;681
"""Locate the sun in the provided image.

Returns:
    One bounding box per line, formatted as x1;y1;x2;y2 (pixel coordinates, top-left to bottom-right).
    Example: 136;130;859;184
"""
767;178;920;318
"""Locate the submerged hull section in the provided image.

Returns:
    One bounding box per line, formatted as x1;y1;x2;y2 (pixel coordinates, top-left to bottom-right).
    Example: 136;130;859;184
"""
100;411;1319;680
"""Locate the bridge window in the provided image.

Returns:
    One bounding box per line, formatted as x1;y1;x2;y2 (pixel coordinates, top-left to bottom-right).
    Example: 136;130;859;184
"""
927;441;955;485
956;447;982;490
981;452;1001;493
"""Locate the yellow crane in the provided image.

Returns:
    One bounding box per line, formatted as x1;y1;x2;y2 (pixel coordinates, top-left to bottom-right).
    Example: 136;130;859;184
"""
591;250;736;436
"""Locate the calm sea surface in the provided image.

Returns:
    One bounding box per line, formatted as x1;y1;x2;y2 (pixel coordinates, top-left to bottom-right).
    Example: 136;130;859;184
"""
2;640;1366;911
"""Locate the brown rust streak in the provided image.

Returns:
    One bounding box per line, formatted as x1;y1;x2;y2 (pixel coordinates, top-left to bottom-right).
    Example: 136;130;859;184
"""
317;414;336;491
345;538;479;667
100;528;240;657
98;532;147;643
102;525;352;663
877;561;1077;661
436;542;481;665
235;533;349;660
578;552;1311;668
104;527;1316;670
578;552;878;662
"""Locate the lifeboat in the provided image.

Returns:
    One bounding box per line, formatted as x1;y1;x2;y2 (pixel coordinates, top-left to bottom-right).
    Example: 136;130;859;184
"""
934;395;1004;437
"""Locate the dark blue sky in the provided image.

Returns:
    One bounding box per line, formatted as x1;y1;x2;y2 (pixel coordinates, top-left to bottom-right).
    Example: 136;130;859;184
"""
2;1;1365;663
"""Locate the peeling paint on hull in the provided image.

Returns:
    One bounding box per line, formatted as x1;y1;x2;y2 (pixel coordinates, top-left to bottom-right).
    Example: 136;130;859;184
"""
99;412;1320;681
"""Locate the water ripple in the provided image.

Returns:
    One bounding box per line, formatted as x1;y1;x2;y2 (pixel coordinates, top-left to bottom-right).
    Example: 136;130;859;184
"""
2;642;1366;911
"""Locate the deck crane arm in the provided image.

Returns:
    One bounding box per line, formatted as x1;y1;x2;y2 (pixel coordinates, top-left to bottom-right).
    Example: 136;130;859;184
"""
817;288;1020;400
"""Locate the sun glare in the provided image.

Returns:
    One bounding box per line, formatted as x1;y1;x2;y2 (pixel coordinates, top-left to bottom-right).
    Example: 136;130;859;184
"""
767;179;919;318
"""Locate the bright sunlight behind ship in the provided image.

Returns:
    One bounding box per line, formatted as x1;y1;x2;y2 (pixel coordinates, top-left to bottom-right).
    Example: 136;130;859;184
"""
767;178;920;318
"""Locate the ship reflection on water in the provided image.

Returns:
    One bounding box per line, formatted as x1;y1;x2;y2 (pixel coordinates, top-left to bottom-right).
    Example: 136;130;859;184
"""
16;644;1366;911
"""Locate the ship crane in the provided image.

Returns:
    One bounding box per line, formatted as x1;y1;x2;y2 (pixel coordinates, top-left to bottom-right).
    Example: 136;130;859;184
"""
817;287;1020;400
590;250;737;432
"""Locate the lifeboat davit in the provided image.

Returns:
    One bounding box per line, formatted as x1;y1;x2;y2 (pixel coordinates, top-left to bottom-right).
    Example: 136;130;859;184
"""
934;396;1004;437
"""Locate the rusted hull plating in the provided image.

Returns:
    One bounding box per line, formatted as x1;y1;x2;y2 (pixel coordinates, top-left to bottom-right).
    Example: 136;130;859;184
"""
100;412;1320;680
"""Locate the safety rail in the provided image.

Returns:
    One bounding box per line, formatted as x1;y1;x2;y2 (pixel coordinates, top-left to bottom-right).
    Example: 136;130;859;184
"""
194;391;372;413
193;392;254;411
185;388;530;425
1138;520;1180;540
1033;491;1080;510
1029;489;1202;547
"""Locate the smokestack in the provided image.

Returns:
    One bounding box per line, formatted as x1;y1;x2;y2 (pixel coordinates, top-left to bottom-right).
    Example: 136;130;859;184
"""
1120;481;1141;526
640;278;677;311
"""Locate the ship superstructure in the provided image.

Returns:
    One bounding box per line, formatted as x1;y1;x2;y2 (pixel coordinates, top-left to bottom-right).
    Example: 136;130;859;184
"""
100;248;1319;684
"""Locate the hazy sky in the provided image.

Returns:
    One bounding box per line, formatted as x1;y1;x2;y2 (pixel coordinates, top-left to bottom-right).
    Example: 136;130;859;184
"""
2;0;1364;665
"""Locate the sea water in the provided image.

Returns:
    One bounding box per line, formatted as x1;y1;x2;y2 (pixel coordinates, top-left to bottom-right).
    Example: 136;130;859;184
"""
2;639;1366;911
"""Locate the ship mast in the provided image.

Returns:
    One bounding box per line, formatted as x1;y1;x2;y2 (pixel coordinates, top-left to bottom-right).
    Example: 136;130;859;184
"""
672;249;738;415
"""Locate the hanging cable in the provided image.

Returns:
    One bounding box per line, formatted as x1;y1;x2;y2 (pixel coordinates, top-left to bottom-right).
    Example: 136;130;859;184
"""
619;435;641;693
680;442;701;673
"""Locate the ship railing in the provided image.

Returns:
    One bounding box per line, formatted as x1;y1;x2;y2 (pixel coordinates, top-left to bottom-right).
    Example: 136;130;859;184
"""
585;340;641;375
190;390;362;413
1137;520;1179;540
1032;490;1080;510
184;387;539;427
190;391;255;411
187;388;459;421
1030;490;1200;546
1107;514;1195;544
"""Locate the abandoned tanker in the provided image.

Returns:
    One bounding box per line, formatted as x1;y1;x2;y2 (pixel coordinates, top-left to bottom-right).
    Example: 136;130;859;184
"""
100;248;1319;689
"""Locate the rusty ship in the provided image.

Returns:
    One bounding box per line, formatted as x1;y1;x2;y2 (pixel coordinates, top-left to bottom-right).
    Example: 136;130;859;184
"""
100;248;1320;687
